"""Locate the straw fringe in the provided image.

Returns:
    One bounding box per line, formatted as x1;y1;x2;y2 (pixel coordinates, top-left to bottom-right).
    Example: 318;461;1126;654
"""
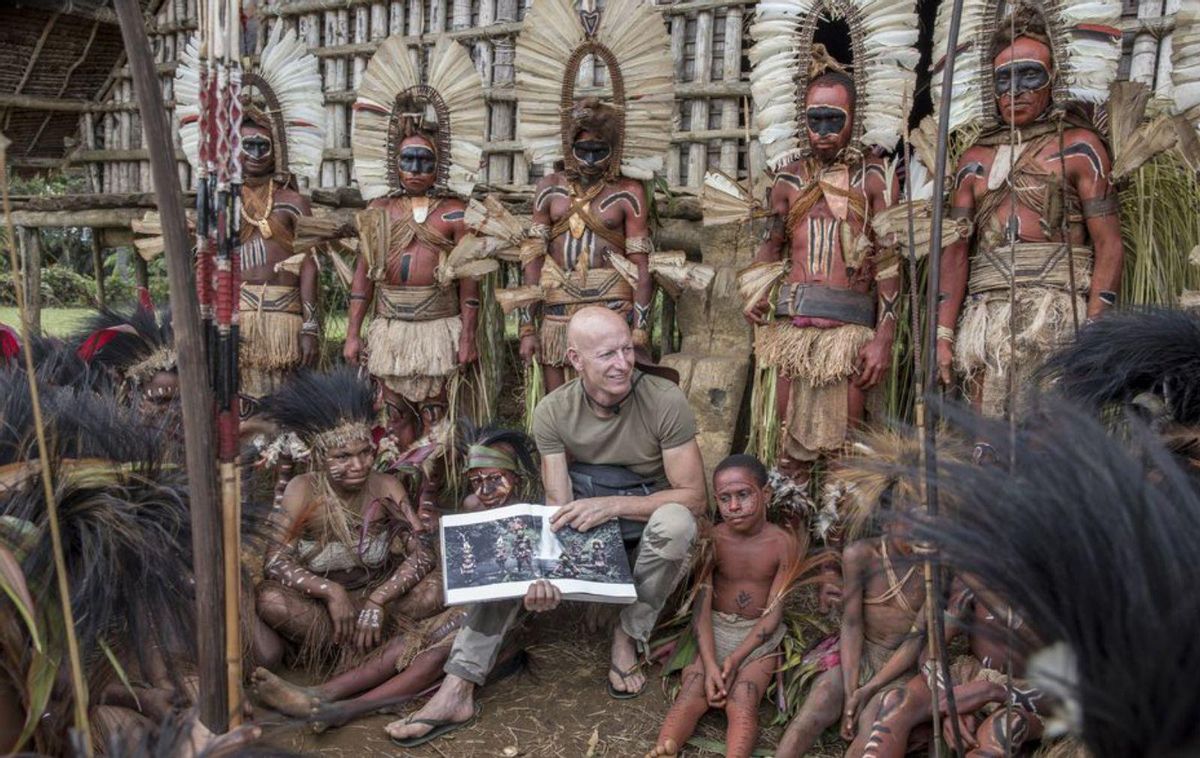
755;322;874;385
540;317;570;367
366;315;461;401
240;309;302;371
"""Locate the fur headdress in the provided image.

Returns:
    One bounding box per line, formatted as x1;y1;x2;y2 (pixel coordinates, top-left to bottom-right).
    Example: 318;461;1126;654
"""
259;368;376;458
515;0;674;180
74;306;176;388
930;0;1122;136
352;37;486;199
907;400;1200;756
176;24;326;184
749;0;920;169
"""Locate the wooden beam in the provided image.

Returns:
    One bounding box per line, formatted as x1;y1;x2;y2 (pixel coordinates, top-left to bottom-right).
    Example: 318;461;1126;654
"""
113;0;228;733
6;208;145;228
13;11;60;97
11;191;170;212
13;0;117;24
68;148;189;163
18;228;42;336
0;94;93;113
5;157;64;169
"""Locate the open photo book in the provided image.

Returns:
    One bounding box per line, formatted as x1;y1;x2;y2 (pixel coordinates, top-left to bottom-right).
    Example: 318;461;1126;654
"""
439;503;637;606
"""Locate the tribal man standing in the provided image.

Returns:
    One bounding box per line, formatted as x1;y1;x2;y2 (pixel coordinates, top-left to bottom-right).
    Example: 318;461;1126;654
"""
176;25;326;409
344;37;488;441
511;0;674;392
743;0;919;494
932;0;1125;417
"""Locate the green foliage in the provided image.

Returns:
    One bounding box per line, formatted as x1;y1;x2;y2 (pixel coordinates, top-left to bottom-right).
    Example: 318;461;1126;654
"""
1120;153;1200;306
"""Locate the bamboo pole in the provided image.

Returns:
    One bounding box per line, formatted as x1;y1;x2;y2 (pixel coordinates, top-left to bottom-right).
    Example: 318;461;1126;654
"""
113;0;229;731
718;8;742;176
19;228;42;336
0;136;94;758
687;11;715;188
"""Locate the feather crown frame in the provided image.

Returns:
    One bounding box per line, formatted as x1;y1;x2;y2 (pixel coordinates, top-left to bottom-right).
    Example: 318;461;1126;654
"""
352;37;487;200
930;0;1123;138
749;0;920;171
515;0;674;181
176;24;325;184
1172;4;1200;169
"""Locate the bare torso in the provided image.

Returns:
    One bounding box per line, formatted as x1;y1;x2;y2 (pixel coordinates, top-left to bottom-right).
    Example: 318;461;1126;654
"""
859;539;924;649
241;180;309;287
535;172;647;271
371;196;468;287
710;522;790;618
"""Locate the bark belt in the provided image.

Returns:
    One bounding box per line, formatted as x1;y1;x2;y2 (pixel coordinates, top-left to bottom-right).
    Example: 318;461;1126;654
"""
775;283;875;327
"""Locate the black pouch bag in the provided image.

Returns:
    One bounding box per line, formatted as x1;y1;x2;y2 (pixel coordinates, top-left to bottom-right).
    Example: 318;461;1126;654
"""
567;462;667;544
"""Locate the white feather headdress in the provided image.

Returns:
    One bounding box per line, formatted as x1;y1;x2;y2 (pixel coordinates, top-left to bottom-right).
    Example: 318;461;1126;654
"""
352;37;486;199
1172;4;1200;171
930;0;1122;137
749;0;920;171
176;24;325;184
514;0;674;180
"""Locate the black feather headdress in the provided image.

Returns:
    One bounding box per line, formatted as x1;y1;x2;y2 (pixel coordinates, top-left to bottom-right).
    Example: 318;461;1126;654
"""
259;367;375;455
1039;308;1200;427
74;306;176;386
909;398;1200;757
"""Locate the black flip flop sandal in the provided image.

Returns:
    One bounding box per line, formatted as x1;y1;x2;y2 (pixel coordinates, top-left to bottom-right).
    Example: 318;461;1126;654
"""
607;663;645;700
389;702;482;748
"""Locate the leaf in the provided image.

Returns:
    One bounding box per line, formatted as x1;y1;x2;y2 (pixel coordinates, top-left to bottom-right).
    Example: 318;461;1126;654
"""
662;626;697;677
100;639;140;711
0;544;41;652
17;648;58;751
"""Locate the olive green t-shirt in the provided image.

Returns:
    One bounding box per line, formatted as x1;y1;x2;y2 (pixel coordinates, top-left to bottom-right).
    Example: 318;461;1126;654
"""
532;372;698;482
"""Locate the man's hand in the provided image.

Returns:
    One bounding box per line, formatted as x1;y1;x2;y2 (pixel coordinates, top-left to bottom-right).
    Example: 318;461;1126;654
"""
343;335;363;366
323;585;356;645
719;653;745;693
852;334;891;390
841;685;874;740
704;664;727;707
743;298;771;327
457;331;478;366
353;599;384;651
937;338;954;387
943;712;980;750
299;333;318;367
549;498;618;533
519;334;540;364
939;680;1005;714
524;578;562;613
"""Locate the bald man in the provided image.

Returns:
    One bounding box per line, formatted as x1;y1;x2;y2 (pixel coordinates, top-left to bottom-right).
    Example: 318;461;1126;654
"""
389;307;705;746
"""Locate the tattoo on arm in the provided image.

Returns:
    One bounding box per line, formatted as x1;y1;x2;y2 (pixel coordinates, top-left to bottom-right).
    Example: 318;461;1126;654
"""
955;162;985;188
1098;290;1116;306
599;191;642;216
879;291;898;324
776;173;804;191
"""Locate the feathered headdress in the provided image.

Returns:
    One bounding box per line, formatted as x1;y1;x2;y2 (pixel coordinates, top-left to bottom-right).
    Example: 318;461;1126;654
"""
176;24;326;184
515;0;674;180
1039;308;1200;430
748;0;920;170
74;306;176;388
259;368;376;458
908;400;1200;756
352;37;486;200
930;0;1122;137
1172;4;1200;173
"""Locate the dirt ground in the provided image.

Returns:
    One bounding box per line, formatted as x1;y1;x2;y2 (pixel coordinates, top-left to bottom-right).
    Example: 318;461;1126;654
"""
258;605;844;757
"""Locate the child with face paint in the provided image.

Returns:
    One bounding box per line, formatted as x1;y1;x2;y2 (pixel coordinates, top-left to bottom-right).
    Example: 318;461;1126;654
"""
934;3;1124;419
646;454;799;758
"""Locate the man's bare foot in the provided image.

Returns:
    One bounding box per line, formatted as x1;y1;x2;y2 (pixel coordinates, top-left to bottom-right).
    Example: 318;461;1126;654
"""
183;716;261;758
645;738;678;757
609;625;645;695
385;674;475;742
250;667;323;719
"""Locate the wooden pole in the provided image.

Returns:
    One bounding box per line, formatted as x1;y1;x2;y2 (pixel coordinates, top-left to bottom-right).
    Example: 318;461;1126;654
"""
90;229;106;309
19;227;42;336
133;253;150;292
112;0;229;732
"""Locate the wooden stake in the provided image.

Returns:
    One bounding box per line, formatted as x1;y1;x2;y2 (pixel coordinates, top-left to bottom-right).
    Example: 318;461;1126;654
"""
113;0;229;732
90;228;107;309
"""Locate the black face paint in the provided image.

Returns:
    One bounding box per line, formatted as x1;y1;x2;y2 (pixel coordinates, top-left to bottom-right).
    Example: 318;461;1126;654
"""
994;60;1051;97
242;135;272;160
572;140;611;168
806;106;847;137
399;145;436;175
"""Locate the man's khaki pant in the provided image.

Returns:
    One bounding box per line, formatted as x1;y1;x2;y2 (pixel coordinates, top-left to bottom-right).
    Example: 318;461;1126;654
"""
443;502;697;685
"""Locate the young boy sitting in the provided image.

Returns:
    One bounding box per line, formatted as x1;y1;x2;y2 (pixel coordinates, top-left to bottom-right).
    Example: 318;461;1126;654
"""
646;454;799;758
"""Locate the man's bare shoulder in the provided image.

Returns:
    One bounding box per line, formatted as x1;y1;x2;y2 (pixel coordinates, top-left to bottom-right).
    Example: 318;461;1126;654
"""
842;538;878;568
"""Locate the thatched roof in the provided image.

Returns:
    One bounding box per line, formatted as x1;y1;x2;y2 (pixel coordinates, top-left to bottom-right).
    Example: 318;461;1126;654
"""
1;1;155;170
